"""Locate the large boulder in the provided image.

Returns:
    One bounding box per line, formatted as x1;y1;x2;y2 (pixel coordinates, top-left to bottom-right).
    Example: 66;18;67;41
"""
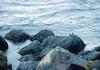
16;61;39;70
42;34;86;54
79;51;100;61
39;47;53;58
0;35;8;52
18;40;43;56
36;47;87;70
58;34;86;54
5;29;30;43
0;51;7;70
30;29;55;43
42;36;66;48
40;36;67;57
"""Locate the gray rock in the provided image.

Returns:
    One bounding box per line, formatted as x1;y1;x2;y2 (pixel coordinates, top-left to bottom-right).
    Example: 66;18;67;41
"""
85;60;100;70
30;29;54;43
0;35;8;52
42;34;86;54
18;40;43;56
19;54;41;62
39;47;53;58
36;47;87;70
58;34;86;54
42;36;66;48
79;51;100;61
94;60;100;70
5;29;30;43
16;61;39;70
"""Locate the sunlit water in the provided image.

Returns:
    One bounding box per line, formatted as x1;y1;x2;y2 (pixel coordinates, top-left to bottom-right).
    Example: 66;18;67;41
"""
0;0;100;70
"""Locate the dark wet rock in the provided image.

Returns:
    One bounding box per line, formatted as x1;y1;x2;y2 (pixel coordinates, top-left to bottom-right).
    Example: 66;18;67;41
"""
58;34;86;54
36;47;87;70
5;29;30;43
79;51;100;61
68;64;86;70
19;54;41;62
30;29;54;43
16;61;39;70
18;40;43;56
0;51;7;70
42;34;86;54
39;47;53;58
94;46;100;52
42;36;66;48
0;35;8;52
7;64;12;70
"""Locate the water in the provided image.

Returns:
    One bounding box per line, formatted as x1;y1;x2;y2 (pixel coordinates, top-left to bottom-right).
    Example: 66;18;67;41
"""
0;0;100;70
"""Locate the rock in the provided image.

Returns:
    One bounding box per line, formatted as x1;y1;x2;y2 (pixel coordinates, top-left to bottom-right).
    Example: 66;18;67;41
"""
19;54;41;62
42;34;86;54
0;51;7;70
85;61;100;70
42;36;66;48
79;51;100;61
39;47;53;58
67;64;86;70
16;61;39;70
7;64;12;70
36;47;87;70
0;35;8;52
30;29;54;43
58;34;86;54
18;40;43;56
5;29;30;43
93;60;100;70
94;46;100;52
40;36;67;58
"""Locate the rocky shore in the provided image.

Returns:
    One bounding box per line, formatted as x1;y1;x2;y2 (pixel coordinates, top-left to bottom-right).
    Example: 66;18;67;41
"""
0;29;100;70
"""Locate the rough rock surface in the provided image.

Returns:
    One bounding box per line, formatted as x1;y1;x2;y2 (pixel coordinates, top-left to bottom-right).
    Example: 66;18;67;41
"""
5;29;30;43
39;47;53;58
42;36;66;48
19;54;41;62
16;61;39;70
58;34;86;54
30;29;54;43
42;34;86;54
36;47;87;70
18;40;43;55
79;51;100;61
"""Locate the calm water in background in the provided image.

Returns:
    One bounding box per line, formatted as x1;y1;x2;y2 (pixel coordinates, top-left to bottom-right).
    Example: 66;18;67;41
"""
0;0;100;70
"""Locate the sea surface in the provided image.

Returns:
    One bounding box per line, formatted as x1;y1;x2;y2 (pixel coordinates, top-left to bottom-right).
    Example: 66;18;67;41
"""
0;0;100;70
